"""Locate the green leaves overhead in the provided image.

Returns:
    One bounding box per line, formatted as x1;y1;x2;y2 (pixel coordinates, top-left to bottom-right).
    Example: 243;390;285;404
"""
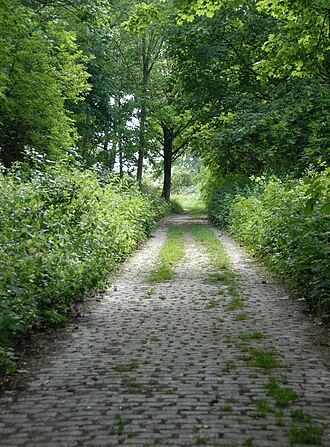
169;0;329;178
0;0;90;166
0;0;329;179
255;0;330;80
122;2;162;33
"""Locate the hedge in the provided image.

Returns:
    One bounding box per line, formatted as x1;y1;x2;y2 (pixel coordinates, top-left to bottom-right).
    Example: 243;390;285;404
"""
0;164;168;371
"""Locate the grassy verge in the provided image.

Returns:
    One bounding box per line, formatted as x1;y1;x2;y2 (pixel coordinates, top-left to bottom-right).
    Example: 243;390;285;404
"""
149;225;185;282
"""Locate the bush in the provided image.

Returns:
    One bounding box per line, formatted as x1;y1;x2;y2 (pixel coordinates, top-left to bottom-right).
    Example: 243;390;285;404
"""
208;171;330;320
0;163;167;371
203;173;255;227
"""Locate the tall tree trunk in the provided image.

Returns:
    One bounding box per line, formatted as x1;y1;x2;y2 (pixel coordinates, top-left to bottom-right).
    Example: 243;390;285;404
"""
137;37;149;183
103;128;115;171
137;105;146;182
161;125;174;200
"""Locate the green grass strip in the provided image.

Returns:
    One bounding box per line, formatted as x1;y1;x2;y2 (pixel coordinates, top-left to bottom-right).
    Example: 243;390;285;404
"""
191;224;232;272
149;225;185;282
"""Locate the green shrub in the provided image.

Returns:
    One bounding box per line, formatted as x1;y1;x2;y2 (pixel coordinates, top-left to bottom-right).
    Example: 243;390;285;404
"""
0;163;166;371
208;171;330;319
203;174;255;228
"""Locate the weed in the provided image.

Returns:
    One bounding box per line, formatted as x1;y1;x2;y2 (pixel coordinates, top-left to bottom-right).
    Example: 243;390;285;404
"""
143;287;155;299
122;377;144;393
206;299;219;309
235;312;248;321
211;325;221;331
196;437;209;445
253;399;273;418
290;408;313;423
216;289;225;295
110;415;129;435
149;264;173;282
289;424;323;445
243;439;254;447
209;272;234;284
266;377;296;407
235;342;250;353
224;335;235;344
225;296;246;312
239;385;250;394
276;417;285;426
191;224;232;271
222;362;237;373
239;331;264;340
127;430;137;438
219;405;232;412
247;347;281;372
112;361;139;372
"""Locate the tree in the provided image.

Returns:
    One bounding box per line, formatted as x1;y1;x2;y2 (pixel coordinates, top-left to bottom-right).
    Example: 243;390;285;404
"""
255;0;330;82
145;58;199;199
0;0;90;167
121;1;166;182
168;1;330;178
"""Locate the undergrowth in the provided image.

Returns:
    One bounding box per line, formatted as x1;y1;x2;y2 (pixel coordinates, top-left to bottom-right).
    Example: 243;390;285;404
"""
205;171;330;320
0;163;169;373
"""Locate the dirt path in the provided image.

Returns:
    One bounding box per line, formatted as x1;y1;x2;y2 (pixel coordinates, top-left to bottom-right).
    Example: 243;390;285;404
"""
0;213;329;447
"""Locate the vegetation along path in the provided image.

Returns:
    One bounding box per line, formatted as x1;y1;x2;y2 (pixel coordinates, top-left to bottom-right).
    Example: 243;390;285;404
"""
0;213;329;447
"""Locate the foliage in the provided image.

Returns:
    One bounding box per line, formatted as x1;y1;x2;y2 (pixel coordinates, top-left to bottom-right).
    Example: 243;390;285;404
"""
0;161;167;371
208;171;330;319
0;0;90;167
171;154;203;194
170;4;329;179
255;0;330;81
203;173;255;228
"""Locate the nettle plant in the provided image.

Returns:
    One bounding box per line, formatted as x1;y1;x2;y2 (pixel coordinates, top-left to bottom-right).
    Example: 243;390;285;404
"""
208;170;329;319
0;161;168;372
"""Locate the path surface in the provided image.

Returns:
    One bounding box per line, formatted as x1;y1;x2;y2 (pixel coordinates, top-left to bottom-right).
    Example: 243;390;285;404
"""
0;214;329;447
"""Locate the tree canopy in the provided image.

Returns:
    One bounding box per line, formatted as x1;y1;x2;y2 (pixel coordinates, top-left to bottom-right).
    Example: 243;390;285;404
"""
0;0;329;193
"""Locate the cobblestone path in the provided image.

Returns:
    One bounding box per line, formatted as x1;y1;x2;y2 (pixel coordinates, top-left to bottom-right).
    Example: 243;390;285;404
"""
0;214;329;447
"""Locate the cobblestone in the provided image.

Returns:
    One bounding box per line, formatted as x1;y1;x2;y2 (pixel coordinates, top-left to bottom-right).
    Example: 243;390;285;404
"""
0;214;329;446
